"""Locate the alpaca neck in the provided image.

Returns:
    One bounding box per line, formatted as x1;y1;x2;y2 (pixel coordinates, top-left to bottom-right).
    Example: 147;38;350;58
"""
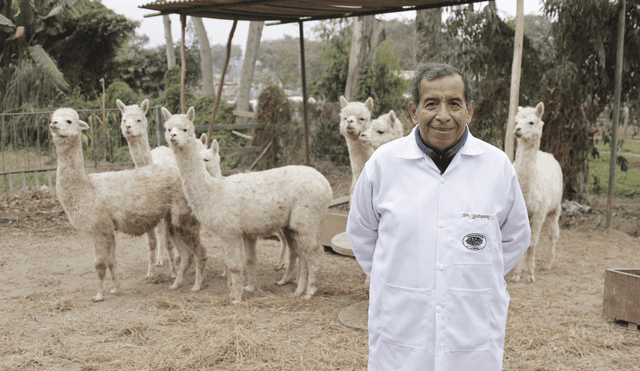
346;136;373;179
514;139;539;199
55;136;91;198
172;141;218;215
127;136;153;167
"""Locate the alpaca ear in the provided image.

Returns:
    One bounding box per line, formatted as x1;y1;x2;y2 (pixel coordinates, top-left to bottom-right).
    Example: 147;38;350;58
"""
116;99;126;113
161;107;172;120
365;97;374;113
340;96;349;108
186;107;196;121
199;133;208;146
389;110;396;125
140;99;149;114
78;120;90;130
211;139;219;153
536;102;544;118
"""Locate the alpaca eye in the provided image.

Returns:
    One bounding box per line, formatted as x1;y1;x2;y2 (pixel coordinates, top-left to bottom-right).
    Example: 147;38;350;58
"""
137;119;141;123
528;121;534;125
183;129;187;132
204;159;209;162
66;120;72;124
377;130;384;134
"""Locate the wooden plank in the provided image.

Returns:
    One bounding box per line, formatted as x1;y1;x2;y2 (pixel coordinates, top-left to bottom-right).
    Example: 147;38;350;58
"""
319;211;348;248
603;269;640;325
232;110;256;119
329;195;350;208
195;123;264;131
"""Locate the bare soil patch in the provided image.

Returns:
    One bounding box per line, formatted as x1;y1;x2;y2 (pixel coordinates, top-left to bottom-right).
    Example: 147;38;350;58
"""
1;178;640;370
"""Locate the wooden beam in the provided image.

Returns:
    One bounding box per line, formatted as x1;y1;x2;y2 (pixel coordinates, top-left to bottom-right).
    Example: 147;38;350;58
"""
299;21;311;166
607;0;626;229
232;110;256;118
504;0;524;162
180;14;187;114
207;20;238;147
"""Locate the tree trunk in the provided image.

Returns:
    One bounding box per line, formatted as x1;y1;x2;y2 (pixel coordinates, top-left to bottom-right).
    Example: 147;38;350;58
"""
193;17;215;97
344;16;386;101
415;7;443;65
236;21;264;125
163;15;176;69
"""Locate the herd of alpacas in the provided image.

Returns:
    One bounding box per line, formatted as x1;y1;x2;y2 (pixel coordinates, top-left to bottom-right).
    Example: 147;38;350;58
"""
48;95;561;303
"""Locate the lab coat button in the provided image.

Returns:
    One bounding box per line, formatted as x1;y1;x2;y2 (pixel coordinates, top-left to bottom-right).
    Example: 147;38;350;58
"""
440;177;445;183
438;221;444;228
436;306;442;313
439;263;444;270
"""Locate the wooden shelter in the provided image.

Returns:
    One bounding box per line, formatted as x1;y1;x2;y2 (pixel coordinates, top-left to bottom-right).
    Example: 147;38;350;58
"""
140;0;488;166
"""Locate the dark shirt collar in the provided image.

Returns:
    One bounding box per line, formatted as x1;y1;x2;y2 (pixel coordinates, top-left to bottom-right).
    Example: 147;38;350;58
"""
414;125;469;174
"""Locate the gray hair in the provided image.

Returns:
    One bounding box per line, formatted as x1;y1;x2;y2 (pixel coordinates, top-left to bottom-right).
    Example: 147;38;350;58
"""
411;63;473;108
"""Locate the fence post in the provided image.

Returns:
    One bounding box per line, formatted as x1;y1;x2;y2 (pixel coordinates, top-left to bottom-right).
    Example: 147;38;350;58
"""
34;170;40;190
1;114;5;192
9;173;14;196
21;171;27;193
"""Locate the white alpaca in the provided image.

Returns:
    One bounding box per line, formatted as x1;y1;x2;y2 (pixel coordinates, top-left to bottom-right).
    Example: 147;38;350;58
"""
339;96;374;200
50;108;207;301
117;99;208;273
200;139;294;280
164;107;333;303
511;102;563;283
359;110;404;150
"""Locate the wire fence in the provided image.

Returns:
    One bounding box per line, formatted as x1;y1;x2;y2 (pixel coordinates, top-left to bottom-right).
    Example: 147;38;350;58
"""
0;106;168;196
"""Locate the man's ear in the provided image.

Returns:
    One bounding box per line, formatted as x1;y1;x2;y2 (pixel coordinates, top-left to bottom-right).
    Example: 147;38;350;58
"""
408;101;418;125
465;101;475;125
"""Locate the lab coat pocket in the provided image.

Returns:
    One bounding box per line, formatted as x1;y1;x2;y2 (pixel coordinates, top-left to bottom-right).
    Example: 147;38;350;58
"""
444;287;492;353
452;212;499;265
380;283;431;350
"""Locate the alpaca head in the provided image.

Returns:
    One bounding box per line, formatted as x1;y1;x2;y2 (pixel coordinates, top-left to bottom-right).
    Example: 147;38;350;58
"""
200;138;222;178
360;110;403;150
162;106;197;151
339;96;374;138
514;102;545;145
49;108;89;142
117;99;149;140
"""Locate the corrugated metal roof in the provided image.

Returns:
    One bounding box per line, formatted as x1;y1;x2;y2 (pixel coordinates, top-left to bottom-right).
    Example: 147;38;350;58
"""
140;0;485;24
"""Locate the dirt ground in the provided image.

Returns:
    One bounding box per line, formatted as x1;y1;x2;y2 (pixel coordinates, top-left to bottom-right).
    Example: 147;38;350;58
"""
1;180;640;370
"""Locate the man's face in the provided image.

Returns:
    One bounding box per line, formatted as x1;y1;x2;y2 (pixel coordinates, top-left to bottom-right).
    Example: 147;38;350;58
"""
409;74;474;152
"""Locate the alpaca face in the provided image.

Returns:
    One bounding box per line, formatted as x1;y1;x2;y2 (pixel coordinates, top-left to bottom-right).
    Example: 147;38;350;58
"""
163;106;197;150
200;139;222;178
360;110;403;150
117;99;149;140
339;96;374;138
49;108;89;140
514;102;545;143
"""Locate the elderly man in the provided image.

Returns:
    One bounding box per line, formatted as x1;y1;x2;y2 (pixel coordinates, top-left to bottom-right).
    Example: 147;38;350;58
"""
347;62;531;370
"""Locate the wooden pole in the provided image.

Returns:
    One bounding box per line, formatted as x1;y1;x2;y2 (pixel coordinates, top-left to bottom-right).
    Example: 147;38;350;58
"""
299;21;310;166
606;0;626;229
207;20;238;147
180;14;187;114
504;0;524;162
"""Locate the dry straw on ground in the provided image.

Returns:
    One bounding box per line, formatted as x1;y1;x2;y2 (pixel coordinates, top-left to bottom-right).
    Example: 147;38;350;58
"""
1;188;640;370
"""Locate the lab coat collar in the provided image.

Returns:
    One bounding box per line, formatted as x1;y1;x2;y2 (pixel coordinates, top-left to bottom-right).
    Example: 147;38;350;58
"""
399;125;485;160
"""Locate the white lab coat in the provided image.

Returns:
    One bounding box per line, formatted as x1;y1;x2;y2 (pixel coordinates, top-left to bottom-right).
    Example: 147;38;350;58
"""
347;126;531;371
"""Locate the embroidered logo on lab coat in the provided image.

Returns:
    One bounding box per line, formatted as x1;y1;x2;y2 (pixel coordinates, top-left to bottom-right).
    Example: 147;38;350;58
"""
462;233;487;250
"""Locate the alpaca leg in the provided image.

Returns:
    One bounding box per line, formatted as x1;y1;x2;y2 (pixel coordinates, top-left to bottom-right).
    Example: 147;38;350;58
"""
145;229;158;279
107;233;120;294
224;240;245;303
275;230;287;270
164;222;177;278
243;236;259;292
169;232;192;290
511;253;527;282
92;232;116;301
187;232;207;292
543;206;561;270
524;214;545;283
155;221;166;266
277;229;298;286
297;233;322;299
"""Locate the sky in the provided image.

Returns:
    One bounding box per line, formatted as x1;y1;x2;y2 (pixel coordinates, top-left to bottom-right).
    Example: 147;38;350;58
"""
100;0;545;51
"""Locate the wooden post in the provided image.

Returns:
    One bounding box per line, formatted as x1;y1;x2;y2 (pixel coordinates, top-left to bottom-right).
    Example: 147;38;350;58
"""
180;14;187;114
607;0;626;229
237;21;264;126
504;0;524;162
299;21;310;166
207;20;238;147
